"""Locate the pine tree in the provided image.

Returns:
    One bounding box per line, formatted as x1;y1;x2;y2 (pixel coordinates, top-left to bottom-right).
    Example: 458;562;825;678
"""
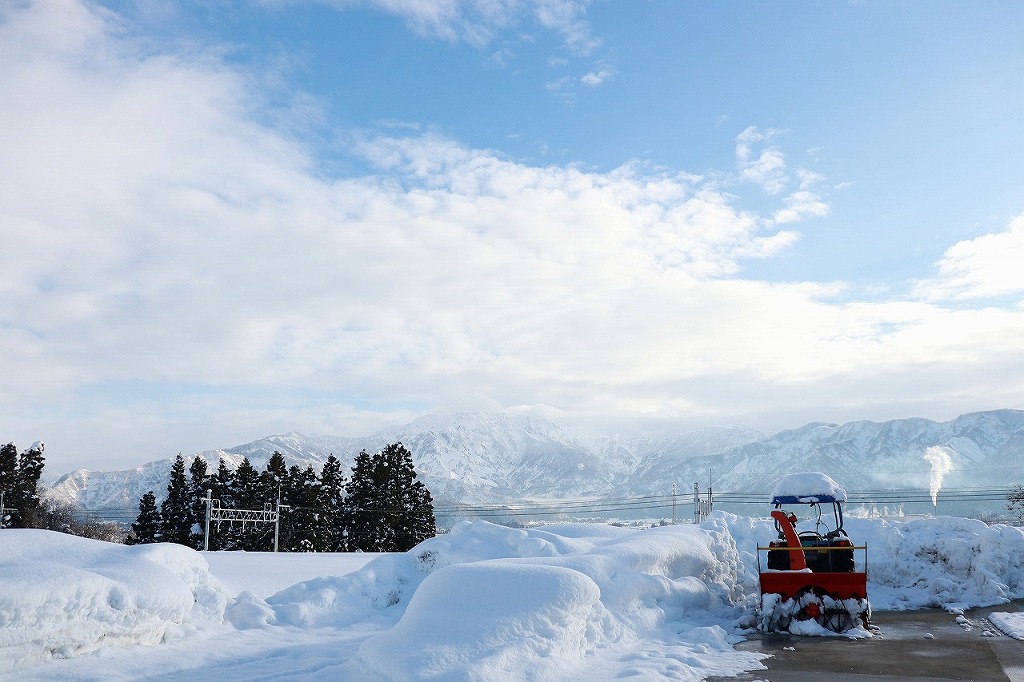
0;443;17;528
282;465;320;552
231;457;261;508
344;449;380;551
225;457;269;550
389;443;435;551
203;459;234;550
316;454;347;551
399;474;436;551
187;456;210;549
128;491;162;544
344;443;436;552
1007;485;1024;526
159;455;192;545
13;443;45;528
260;451;288;502
214;459;234;505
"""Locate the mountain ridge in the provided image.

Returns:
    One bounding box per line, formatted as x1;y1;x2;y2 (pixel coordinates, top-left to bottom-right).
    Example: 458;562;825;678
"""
46;409;1024;520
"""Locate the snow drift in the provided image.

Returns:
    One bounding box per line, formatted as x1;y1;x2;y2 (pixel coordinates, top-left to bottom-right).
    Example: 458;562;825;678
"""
238;519;766;680
0;529;227;672
8;512;1024;680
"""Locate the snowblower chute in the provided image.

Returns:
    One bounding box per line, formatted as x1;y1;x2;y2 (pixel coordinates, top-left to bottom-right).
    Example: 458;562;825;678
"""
757;472;870;634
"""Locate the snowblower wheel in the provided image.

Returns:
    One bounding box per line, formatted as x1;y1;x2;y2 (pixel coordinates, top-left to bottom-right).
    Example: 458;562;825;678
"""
793;586;856;633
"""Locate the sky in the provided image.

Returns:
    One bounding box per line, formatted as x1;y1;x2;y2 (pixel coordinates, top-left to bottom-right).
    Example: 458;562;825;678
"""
3;0;1024;473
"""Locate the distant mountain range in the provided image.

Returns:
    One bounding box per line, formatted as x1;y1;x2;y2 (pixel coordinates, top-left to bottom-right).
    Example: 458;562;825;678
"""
47;409;1024;522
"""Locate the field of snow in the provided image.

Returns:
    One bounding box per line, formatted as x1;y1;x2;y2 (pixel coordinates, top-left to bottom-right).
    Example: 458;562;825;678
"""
5;511;1024;680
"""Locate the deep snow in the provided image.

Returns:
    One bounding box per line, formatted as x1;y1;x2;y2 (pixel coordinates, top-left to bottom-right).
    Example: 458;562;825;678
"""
5;512;1024;680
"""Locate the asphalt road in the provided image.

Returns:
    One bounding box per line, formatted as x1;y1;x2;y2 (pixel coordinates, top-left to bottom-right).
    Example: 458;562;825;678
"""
708;601;1024;682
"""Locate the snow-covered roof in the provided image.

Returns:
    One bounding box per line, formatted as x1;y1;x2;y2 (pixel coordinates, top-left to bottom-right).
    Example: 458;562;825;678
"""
770;471;847;504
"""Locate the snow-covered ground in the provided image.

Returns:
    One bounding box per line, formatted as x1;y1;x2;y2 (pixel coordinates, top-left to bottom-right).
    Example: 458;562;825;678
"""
5;512;1024;680
201;551;383;599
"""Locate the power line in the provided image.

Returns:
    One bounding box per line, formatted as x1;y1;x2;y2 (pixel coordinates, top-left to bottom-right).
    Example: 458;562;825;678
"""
84;485;1022;523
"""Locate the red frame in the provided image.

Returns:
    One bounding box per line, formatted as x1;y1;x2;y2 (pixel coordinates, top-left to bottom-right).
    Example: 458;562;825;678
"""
758;569;867;601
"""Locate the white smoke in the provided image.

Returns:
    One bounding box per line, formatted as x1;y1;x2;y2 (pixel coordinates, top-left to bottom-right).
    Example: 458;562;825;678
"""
922;446;954;509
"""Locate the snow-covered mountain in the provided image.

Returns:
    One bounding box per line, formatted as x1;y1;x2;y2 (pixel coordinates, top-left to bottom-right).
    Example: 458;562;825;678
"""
46;412;761;514
691;409;1024;494
46;409;1024;520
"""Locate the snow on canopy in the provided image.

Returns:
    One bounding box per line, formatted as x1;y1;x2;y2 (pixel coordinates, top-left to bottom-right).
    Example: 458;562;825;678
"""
770;471;847;504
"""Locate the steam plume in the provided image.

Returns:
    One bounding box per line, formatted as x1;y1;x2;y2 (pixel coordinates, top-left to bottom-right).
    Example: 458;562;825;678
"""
922;446;953;509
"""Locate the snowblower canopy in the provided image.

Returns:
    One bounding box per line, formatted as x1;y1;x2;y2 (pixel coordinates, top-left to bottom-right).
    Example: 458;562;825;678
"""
770;471;847;505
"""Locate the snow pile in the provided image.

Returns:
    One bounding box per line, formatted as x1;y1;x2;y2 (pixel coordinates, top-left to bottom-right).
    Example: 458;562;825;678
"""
0;529;227;672
236;519;767;680
989;612;1024;639
12;511;1024;679
850;515;1024;610
719;512;1024;612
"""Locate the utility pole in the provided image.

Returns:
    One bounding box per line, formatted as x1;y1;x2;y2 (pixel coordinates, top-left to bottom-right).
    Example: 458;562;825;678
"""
273;485;281;552
272;484;290;553
708;468;713;515
671;483;677;524
203;489;212;551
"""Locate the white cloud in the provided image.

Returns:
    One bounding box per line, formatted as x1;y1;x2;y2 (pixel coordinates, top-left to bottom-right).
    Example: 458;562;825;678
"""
735;126;789;195
769;190;830;225
920;214;1024;301
320;0;516;46
317;0;597;54
580;67;612;87
532;0;599;55
5;1;1024;468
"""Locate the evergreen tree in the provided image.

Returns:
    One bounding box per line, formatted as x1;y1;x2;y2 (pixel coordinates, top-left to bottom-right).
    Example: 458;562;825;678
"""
187;456;210;549
159;455;192;545
128;491;162;544
281;465;320;551
1007;485;1024;526
344;449;379;551
398;473;436;551
214;459;234;506
345;443;436;552
232;457;261;508
224;457;270;550
203;459;234;550
12;443;45;528
316;454;347;551
0;443;17;528
260;451;288;502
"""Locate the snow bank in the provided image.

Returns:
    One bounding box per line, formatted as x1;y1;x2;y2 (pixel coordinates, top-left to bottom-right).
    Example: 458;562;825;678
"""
0;529;227;672
717;512;1024;612
243;520;767;680
14;511;1024;680
850;515;1024;610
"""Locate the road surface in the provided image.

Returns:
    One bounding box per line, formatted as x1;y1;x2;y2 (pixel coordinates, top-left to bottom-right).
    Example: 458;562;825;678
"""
709;601;1024;682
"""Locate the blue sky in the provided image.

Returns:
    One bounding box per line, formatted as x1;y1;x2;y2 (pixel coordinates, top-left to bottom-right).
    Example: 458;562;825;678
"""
3;0;1024;472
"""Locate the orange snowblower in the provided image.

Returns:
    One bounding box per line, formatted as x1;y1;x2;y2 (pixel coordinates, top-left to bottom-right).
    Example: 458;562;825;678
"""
757;472;870;634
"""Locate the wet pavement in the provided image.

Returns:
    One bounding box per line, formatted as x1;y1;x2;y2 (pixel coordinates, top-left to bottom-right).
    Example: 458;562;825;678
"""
708;601;1024;682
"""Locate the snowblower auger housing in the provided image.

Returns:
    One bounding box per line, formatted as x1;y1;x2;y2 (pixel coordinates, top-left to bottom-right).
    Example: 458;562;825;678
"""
757;472;870;634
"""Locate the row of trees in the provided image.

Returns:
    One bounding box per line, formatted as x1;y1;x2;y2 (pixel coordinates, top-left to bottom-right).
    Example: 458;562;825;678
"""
0;442;45;528
129;443;436;552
